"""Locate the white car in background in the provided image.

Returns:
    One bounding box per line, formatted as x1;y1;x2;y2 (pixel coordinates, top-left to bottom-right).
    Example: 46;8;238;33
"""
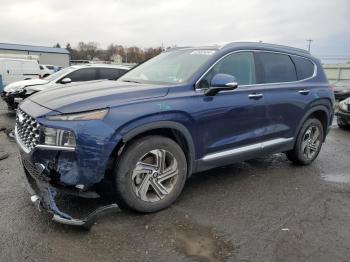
0;58;40;86
40;64;57;78
2;64;130;109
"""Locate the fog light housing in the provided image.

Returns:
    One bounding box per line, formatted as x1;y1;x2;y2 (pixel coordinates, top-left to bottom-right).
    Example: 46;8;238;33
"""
43;127;76;147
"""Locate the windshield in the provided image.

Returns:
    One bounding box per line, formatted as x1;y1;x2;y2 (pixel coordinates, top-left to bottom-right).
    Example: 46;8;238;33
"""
44;67;75;81
118;49;217;85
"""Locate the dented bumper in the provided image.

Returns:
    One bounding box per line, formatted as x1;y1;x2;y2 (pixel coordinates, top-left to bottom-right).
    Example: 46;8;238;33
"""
1;90;25;109
19;150;119;229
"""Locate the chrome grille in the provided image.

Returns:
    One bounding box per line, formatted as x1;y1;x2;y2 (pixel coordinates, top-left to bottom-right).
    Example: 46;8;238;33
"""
16;109;40;151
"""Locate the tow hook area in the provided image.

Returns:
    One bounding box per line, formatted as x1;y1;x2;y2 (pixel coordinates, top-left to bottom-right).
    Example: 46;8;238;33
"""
24;162;120;230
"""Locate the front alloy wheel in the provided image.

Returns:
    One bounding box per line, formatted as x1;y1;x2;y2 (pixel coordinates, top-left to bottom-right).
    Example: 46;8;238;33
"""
132;149;179;202
114;136;187;213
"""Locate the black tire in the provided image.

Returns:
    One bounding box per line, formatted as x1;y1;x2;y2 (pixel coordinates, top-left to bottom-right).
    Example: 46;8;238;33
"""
286;118;324;165
337;118;350;129
114;135;187;213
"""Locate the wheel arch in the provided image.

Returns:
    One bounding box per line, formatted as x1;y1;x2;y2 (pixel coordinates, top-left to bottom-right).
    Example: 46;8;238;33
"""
115;121;196;176
295;102;332;141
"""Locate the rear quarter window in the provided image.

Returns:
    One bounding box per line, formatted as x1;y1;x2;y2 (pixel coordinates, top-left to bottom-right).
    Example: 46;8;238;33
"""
290;56;315;80
255;52;297;84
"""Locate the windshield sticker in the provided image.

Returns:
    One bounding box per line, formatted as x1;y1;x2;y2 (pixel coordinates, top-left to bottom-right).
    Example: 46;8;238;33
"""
190;50;216;55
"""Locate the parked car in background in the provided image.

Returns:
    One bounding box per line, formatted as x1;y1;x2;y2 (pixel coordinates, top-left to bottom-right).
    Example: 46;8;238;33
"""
39;64;56;78
2;64;129;109
15;42;334;227
0;58;40;86
336;97;350;129
333;81;350;101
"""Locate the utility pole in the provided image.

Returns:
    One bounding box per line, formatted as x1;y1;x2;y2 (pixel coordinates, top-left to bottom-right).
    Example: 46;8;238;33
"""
306;39;313;52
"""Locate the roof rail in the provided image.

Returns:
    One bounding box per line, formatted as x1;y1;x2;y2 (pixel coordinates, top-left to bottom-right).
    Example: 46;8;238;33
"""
221;42;310;54
164;46;193;52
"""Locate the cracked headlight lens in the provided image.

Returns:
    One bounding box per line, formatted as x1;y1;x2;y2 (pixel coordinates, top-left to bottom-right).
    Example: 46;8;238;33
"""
44;127;76;147
46;108;109;121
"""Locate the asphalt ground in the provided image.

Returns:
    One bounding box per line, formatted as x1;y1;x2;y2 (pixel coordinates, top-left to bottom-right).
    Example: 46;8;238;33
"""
1;99;350;262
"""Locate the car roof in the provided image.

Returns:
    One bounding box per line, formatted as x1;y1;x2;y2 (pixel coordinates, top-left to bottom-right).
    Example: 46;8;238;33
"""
0;58;38;62
70;64;130;70
168;42;312;59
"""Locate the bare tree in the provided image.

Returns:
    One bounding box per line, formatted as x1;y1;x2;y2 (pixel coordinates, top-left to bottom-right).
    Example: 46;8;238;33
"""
68;42;162;63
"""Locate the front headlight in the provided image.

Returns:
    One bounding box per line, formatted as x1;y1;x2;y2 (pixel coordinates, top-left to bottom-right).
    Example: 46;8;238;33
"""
46;108;109;121
43;127;76;147
339;99;350;112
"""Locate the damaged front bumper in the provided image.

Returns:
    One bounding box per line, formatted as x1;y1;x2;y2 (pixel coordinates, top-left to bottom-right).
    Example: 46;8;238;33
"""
336;110;350;125
20;152;119;229
1;91;25;109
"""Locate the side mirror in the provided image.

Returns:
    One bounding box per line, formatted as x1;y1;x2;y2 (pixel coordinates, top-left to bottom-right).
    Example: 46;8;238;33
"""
204;74;238;96
61;77;72;84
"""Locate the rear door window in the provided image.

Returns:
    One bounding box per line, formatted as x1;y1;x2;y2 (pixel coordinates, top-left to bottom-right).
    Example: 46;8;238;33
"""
255;52;297;83
65;68;97;82
290;56;315;80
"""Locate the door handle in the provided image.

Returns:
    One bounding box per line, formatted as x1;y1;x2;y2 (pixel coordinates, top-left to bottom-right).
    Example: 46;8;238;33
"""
298;89;310;95
248;93;263;100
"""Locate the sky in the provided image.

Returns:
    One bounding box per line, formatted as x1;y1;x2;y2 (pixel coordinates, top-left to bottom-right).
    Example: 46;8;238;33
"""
1;0;349;59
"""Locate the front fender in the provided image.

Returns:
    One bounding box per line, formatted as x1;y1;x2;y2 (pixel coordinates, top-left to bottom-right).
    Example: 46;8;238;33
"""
115;112;197;175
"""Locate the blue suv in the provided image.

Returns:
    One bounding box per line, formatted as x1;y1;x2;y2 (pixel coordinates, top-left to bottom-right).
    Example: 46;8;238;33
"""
16;42;334;226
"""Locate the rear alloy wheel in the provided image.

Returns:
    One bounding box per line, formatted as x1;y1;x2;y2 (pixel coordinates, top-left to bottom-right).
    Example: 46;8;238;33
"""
286;118;324;165
301;125;321;160
114;136;187;212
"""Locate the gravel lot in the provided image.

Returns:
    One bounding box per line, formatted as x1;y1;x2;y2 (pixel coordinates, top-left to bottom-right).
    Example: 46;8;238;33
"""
1;99;350;262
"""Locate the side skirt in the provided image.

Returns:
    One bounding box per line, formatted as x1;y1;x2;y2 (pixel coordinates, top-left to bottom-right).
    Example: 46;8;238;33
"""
194;138;294;173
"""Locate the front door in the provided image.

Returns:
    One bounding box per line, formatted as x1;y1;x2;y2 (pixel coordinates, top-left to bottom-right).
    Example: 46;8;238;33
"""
194;51;270;163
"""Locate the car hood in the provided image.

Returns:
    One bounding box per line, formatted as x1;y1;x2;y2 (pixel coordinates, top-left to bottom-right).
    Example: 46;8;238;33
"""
4;79;49;92
29;80;169;113
27;80;100;93
334;86;350;93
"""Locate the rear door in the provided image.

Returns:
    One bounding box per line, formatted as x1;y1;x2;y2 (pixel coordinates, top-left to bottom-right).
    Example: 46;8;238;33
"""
255;51;316;146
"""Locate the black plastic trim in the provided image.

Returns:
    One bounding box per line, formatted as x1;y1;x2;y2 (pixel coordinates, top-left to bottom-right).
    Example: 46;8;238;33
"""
122;121;196;175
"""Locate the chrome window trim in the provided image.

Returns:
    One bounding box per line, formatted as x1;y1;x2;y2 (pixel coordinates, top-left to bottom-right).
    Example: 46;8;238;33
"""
201;137;294;161
195;49;317;91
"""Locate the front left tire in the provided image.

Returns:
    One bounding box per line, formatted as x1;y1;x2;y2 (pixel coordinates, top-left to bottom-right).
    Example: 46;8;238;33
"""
114;135;187;213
